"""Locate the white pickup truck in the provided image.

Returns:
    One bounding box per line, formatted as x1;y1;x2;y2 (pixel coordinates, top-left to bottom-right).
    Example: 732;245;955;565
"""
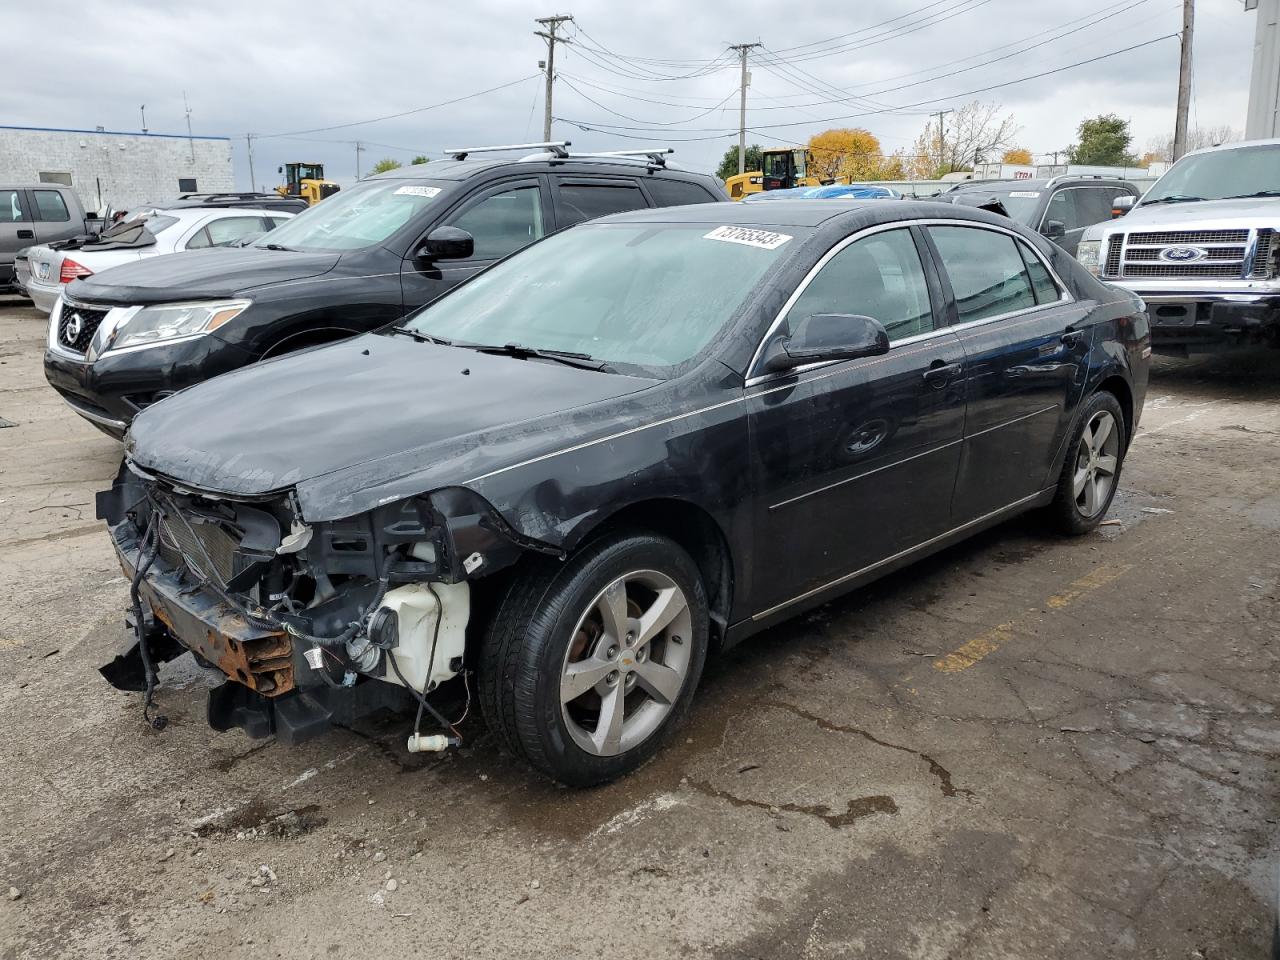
1078;138;1280;356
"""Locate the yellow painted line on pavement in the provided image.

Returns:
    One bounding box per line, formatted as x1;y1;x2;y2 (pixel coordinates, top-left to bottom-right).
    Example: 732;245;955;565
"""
933;563;1132;673
1046;563;1132;609
933;622;1016;674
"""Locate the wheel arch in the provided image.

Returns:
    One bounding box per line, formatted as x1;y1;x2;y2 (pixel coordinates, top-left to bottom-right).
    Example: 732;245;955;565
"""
1094;372;1134;449
574;498;735;650
259;325;361;360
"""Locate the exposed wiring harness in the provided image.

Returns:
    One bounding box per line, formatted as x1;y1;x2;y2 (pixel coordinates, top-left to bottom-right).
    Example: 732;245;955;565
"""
128;515;167;730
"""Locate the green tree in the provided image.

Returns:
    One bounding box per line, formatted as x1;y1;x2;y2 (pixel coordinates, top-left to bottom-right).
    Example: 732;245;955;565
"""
1067;115;1137;166
411;155;430;166
716;144;763;180
371;157;402;175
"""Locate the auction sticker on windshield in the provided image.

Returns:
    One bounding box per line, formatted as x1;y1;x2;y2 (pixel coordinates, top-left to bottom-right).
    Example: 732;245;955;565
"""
394;185;442;199
1009;191;1040;198
703;225;793;250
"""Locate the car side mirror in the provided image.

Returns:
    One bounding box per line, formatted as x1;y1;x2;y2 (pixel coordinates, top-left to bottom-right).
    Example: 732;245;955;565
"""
1111;195;1136;218
1043;219;1066;240
764;313;890;373
416;226;474;261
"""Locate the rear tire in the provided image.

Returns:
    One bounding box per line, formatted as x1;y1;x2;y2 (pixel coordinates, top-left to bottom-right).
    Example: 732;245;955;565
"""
478;531;708;787
1048;390;1127;536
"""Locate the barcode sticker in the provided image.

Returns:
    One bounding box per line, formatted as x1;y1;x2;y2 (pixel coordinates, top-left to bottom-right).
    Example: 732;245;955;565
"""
703;225;793;249
395;185;442;198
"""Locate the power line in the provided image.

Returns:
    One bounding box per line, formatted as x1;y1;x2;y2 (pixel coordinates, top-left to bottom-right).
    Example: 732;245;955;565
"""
557;33;1180;135
257;74;541;139
557;76;737;125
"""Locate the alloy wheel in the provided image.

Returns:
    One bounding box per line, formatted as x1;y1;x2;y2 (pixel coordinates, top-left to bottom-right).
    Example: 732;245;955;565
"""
1073;409;1121;519
559;569;693;757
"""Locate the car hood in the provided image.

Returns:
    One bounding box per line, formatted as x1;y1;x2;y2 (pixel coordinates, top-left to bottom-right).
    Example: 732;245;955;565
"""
1115;196;1280;230
127;333;662;519
64;248;341;305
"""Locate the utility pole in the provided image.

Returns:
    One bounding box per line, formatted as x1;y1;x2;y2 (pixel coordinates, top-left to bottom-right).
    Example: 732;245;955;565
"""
183;91;195;162
1173;0;1195;160
930;109;953;173
730;43;762;175
1246;0;1280;139
535;14;574;142
355;141;364;180
246;134;256;192
139;105;148;134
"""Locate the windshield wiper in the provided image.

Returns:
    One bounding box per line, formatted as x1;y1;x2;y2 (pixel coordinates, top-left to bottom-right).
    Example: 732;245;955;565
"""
464;342;611;371
1222;190;1280;199
261;242;295;251
386;325;452;346
1141;194;1205;205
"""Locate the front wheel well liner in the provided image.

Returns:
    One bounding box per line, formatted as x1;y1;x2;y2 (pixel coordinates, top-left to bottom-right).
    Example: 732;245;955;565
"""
580;500;734;649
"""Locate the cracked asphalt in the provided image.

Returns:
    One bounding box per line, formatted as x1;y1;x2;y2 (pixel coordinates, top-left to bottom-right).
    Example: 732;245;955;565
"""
2;293;1279;959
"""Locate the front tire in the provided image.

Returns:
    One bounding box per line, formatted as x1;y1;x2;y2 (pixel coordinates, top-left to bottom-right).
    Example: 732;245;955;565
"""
478;531;709;787
1048;390;1127;535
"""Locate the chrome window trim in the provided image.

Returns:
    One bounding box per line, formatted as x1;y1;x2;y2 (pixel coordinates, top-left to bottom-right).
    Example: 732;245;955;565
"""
744;218;1074;387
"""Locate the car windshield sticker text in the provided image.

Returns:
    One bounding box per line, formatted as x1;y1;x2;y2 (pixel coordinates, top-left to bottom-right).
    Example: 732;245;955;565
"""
394;185;442;199
1009;191;1040;198
703;225;793;250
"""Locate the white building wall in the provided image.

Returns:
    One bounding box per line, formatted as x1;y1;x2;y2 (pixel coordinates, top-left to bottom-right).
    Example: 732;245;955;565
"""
0;126;234;212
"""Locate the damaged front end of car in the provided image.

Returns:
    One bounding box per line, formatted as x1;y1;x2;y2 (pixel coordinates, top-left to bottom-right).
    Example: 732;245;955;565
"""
96;459;556;747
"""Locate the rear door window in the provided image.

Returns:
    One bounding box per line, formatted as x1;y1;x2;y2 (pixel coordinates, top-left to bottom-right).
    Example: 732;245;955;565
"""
645;178;720;207
928;226;1038;323
1076;187;1122;228
32;190;70;222
448;184;546;261
554;179;648;229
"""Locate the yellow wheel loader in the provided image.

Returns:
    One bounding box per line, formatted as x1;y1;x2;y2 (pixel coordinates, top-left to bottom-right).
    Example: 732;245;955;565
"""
276;162;341;205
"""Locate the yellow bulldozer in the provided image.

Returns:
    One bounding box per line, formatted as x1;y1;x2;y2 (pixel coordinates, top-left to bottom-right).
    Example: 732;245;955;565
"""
276;162;341;205
724;147;824;200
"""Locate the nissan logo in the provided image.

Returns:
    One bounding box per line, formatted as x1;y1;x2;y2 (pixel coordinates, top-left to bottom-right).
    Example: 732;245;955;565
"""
62;313;83;344
1159;246;1207;263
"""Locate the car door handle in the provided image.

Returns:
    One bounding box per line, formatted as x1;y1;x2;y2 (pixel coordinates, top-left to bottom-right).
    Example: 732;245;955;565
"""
16;229;33;239
1061;328;1086;347
922;361;962;386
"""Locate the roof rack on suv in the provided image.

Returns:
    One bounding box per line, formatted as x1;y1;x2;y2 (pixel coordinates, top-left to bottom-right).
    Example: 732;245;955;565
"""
442;142;677;169
444;141;572;161
175;192;287;203
1042;174;1119;189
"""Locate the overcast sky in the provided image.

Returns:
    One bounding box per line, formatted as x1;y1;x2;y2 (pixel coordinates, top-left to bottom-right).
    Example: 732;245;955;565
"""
1;0;1258;189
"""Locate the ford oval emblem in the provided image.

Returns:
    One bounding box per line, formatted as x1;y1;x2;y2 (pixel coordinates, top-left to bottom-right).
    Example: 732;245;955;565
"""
1159;246;1207;263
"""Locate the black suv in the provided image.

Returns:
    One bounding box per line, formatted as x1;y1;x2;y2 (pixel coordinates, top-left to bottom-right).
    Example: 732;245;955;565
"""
44;143;727;437
946;176;1142;256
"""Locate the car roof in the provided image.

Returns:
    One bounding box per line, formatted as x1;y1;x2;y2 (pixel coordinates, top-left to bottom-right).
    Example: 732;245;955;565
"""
598;198;1001;228
368;156;717;183
951;177;1134;191
1182;136;1280;158
148;206;289;222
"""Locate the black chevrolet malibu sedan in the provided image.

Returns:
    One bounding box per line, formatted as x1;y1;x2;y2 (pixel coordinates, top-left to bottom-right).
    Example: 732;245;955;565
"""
98;200;1150;786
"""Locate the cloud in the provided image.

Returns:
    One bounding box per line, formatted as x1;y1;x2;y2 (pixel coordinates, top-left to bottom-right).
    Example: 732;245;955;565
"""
0;0;1256;186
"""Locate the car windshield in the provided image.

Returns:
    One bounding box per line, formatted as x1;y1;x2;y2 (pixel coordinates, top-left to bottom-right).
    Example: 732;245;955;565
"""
256;178;451;251
1143;144;1280;203
951;187;1042;223
400;222;798;375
